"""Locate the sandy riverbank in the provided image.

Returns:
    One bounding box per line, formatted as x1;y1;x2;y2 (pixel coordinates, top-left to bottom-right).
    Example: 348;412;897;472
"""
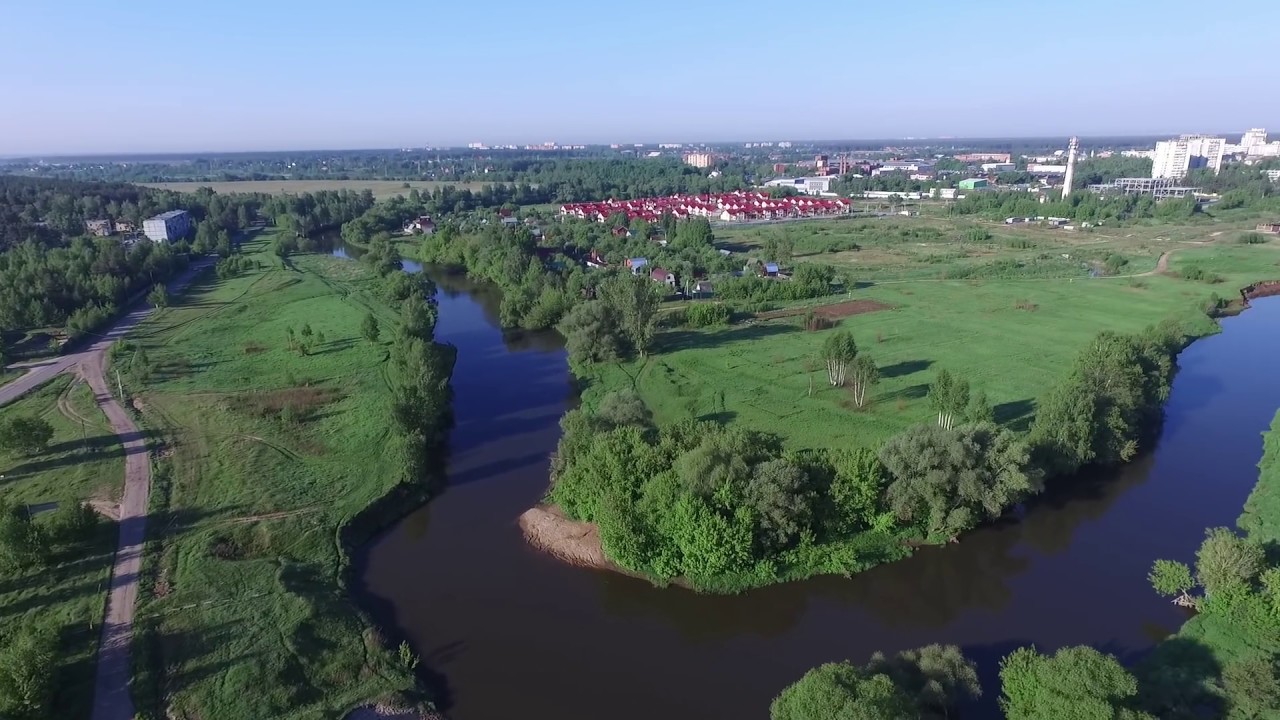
518;505;614;571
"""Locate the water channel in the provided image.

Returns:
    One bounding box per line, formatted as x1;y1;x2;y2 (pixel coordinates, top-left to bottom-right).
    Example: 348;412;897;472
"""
350;253;1280;719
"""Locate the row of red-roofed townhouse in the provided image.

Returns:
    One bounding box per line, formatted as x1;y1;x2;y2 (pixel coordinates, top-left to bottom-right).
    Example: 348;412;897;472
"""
558;192;852;223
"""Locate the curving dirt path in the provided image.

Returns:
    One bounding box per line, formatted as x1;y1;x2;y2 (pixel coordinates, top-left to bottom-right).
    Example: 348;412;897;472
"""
83;345;150;720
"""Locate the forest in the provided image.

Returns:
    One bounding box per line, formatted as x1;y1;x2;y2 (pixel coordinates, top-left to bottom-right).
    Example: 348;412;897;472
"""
0;176;375;335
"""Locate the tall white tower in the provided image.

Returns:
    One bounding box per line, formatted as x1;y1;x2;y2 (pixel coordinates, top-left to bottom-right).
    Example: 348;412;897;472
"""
1061;136;1079;201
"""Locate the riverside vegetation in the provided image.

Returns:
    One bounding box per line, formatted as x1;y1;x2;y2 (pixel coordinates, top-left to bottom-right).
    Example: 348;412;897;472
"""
116;233;453;719
385;195;1278;593
770;409;1280;720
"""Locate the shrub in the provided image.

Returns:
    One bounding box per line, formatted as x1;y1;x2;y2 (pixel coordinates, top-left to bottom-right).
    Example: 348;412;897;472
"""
1238;232;1268;245
684;303;731;327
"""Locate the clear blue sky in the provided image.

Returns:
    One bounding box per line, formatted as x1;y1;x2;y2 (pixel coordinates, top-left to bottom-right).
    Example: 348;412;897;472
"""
2;0;1277;154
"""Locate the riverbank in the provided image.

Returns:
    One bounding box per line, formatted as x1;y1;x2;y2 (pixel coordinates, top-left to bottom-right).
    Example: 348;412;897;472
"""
121;235;443;719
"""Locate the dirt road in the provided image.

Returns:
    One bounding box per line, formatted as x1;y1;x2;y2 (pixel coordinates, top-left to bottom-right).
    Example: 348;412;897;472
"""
0;256;214;720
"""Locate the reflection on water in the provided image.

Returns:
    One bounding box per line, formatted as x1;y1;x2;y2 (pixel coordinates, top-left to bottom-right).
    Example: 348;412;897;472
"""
354;291;1280;720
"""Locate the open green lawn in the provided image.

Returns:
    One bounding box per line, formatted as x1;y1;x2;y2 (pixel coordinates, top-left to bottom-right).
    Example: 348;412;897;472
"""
714;212;1272;282
125;235;422;719
0;376;124;718
137;179;490;200
583;241;1280;450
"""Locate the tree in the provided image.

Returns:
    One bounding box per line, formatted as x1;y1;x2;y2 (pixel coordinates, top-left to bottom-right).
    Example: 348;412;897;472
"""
361;312;380;345
822;331;858;387
879;423;1040;539
593;389;653;431
148;283;169;309
558;301;623;364
929;369;969;430
771;662;917;720
1222;655;1280;720
0;416;54;456
0;622;57;717
825;448;887;534
848;354;879;408
968;390;995;424
1148;559;1195;605
746;459;814;550
866;644;982;716
598;275;660;357
1195;527;1265;596
47;498;99;546
999;646;1152;720
0;498;46;571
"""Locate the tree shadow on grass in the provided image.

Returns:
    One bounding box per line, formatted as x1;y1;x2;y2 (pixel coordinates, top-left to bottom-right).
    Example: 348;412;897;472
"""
655;323;798;354
697;411;738;425
1128;635;1225;718
881;383;930;401
994;398;1037;432
879;359;933;379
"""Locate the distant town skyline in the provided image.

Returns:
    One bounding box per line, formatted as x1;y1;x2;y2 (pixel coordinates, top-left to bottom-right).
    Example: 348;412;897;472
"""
2;0;1278;155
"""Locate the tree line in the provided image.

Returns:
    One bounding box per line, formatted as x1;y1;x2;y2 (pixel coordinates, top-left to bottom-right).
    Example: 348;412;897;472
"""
772;641;1160;720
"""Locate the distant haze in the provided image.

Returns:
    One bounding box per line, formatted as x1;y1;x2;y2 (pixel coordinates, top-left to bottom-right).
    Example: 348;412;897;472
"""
2;0;1277;155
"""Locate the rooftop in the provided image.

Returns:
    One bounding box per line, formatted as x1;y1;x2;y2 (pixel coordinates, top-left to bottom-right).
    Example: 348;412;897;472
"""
150;209;188;220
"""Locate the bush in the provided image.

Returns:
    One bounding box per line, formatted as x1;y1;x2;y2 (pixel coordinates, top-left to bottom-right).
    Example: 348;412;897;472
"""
684;303;730;327
1179;265;1224;284
1238;232;1269;245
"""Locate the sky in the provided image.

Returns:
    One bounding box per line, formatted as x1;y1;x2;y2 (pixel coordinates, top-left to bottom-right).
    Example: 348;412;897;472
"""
2;0;1279;155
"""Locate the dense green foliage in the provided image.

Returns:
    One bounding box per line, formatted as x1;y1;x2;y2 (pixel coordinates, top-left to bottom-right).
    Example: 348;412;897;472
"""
770;644;980;720
1031;323;1184;475
0;416;54;456
1000;646;1152;719
549;394;912;590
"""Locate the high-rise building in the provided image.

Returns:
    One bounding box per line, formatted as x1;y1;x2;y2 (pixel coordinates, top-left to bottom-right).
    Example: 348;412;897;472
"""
1152;135;1226;179
1241;128;1268;149
683;151;714;169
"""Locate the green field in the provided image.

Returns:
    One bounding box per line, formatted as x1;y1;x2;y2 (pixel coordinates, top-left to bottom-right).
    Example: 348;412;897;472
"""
713;212;1270;282
138;179;489;200
122;236;425;719
584;238;1280;450
0;376;124;718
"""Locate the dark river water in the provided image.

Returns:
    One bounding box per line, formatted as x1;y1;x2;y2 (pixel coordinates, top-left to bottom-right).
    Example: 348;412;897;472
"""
351;264;1280;719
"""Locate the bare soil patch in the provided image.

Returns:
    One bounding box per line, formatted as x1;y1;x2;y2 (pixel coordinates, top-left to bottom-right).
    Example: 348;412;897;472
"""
755;298;892;321
518;506;612;570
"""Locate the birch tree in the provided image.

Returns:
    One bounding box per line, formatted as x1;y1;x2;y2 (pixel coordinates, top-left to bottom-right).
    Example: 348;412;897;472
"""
849;354;879;408
929;369;970;430
822;331;858;387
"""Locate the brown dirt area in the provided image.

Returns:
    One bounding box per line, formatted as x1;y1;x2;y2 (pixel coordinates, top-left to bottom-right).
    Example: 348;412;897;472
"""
518;505;613;570
755;298;892;321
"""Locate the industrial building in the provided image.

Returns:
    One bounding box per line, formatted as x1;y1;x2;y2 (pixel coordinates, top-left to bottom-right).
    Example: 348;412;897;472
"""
143;210;192;242
980;162;1016;173
763;176;839;195
1088;177;1200;199
1152;135;1226;179
958;178;988;190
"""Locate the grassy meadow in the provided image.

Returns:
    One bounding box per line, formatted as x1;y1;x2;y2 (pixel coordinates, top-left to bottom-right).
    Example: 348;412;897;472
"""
0;376;124;718
121;235;424;719
714;212;1270;282
138;179;489;200
583;238;1280;450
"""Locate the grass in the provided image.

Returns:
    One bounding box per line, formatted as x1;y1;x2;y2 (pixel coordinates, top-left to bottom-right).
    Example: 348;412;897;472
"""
714;212;1268;283
0;376;125;718
123;235;424;719
137;179;490;200
584;239;1280;450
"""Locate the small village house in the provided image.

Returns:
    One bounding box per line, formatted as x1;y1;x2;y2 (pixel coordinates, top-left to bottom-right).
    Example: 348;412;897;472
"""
650;267;677;289
626;257;649;275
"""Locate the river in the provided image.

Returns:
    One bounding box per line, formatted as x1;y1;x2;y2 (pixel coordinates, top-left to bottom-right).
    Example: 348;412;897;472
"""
352;264;1280;719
